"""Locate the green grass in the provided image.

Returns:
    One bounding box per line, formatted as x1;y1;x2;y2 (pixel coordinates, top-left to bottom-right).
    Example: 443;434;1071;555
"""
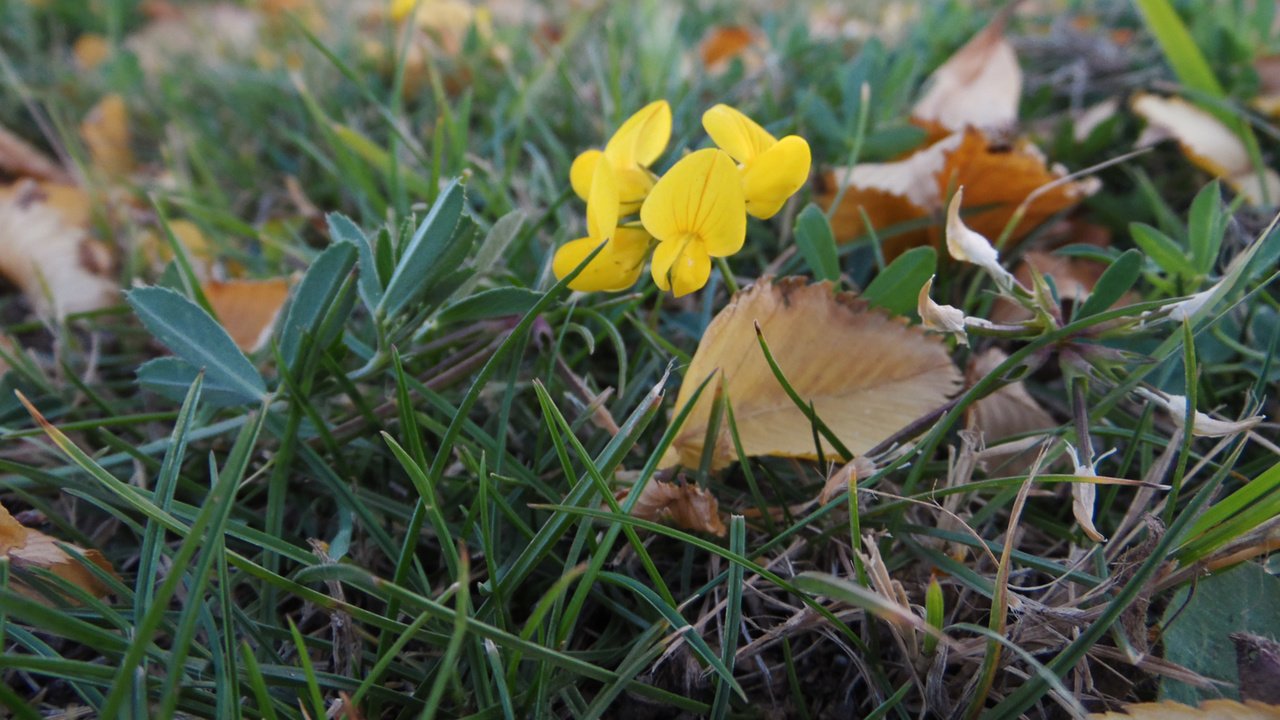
1;0;1279;717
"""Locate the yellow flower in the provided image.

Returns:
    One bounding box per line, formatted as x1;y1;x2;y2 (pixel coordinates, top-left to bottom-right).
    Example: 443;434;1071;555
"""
553;164;651;292
640;148;745;297
570;100;672;215
702;104;811;220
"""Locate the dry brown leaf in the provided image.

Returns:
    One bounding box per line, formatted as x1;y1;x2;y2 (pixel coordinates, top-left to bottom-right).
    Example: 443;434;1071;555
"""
0;180;118;318
619;480;727;537
79;94;133;178
203;278;291;353
1131;93;1280;207
1087;700;1280;720
911;12;1022;136
965;348;1055;474
126;3;262;77
1252;54;1280;118
819;129;1097;261
818;455;877;505
936;129;1100;244
0;500;116;603
699;26;759;71
661;277;961;471
0;124;72;184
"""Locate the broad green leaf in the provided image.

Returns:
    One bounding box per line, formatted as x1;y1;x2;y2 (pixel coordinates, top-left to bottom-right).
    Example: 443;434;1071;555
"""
1077;249;1142;319
126;287;266;402
456;209;525;297
1160;562;1280;704
378;179;467;319
1187;181;1225;277
137;358;255;408
863;246;937;316
794;204;841;283
327;212;381;312
278;241;358;372
1130;222;1196;279
437;287;541;325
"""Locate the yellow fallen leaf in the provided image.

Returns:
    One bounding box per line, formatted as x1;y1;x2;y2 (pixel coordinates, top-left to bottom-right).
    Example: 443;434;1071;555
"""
1087;700;1280;720
0;180;118;319
618;480;726;537
661;277;961;471
911;11;1022;138
0;181;94;229
0;500;116;603
203;278;292;353
1131;93;1280;207
79;94;133;178
72;33;113;70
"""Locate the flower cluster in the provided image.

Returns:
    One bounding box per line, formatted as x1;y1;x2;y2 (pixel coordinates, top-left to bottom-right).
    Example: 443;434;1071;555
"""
553;101;810;297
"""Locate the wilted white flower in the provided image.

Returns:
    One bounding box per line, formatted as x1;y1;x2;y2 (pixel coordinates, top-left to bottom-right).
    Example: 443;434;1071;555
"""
1135;387;1264;437
1065;442;1113;543
945;187;1017;293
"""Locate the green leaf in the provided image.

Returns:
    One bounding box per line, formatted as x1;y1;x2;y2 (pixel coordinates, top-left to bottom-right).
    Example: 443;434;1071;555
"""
378;179;468;318
1077;249;1142;319
863;246;937;316
456;209;525;297
437;287;541;325
126;287;266;403
1160;562;1280;703
327;212;381;312
1187;181;1225;277
1130;222;1196;279
278;241;358;372
794;204;841;282
136;358;255;408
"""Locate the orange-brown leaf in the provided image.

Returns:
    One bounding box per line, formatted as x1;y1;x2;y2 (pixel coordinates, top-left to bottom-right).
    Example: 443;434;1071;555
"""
0;124;72;184
620;480;726;537
700;26;756;69
0;501;116;603
936;129;1099;244
203;278;291;353
661;277;961;471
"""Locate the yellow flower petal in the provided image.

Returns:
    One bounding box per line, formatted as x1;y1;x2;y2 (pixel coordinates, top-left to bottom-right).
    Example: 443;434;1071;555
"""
586;163;619;241
570;149;604;202
615;166;655;215
651;235;712;297
552;228;650;293
742;135;811;219
640;148;746;257
702;104;777;165
604;100;672;169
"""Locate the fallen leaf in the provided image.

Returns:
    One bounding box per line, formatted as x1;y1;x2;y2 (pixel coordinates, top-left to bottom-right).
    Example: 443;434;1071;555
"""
72;33;113;70
936;129;1100;245
699;26;758;71
964;348;1056;470
0;500;116;603
818;129;1097;261
203;278;291;353
1087;700;1280;719
0;180;118;318
619;479;726;537
1131;93;1280;207
993;248;1120;323
126;3;262;77
0;123;72;184
661;277;961;471
911;12;1022;138
0;181;94;228
1252;54;1280;118
79;94;133;178
818;455;877;505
